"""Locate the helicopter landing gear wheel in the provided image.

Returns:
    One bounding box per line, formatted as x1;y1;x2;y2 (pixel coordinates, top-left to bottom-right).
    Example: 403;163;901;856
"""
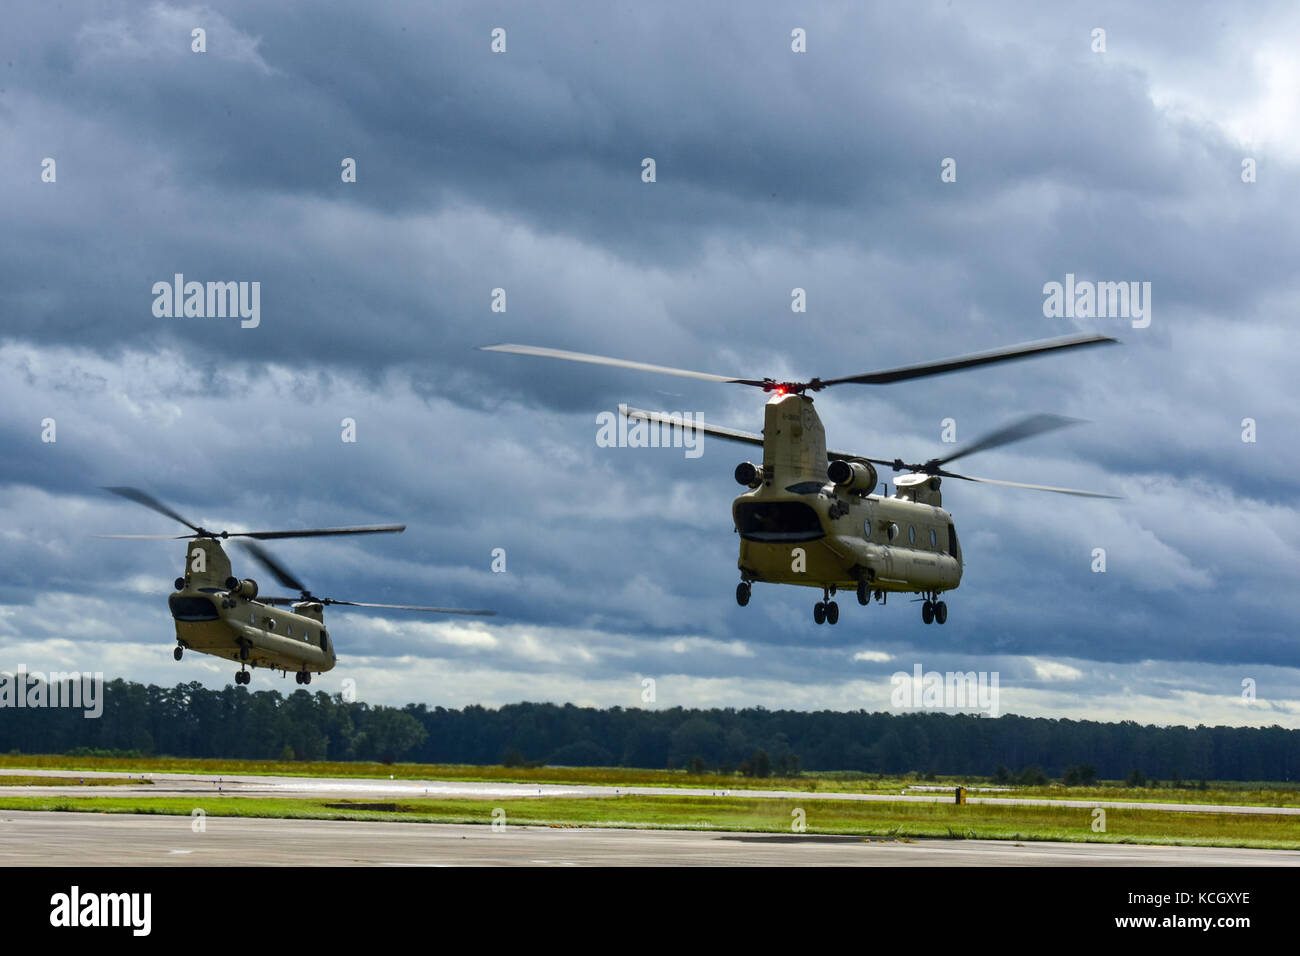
736;582;751;607
235;670;249;685
302;671;311;685
922;600;935;625
857;580;870;606
826;601;839;625
173;646;183;661
813;602;826;625
935;600;947;625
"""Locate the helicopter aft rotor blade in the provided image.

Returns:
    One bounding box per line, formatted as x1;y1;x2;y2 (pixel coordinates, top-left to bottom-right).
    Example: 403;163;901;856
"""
930;414;1083;468
936;472;1121;499
229;525;405;540
242;543;497;614
238;540;310;594
259;596;496;615
325;600;496;615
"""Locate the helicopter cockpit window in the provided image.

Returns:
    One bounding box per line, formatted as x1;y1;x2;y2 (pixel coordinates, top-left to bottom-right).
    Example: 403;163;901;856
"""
734;501;824;543
167;595;219;622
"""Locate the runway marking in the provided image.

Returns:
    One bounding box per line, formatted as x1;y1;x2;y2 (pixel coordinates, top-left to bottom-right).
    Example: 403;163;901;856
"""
5;768;1300;817
379;862;453;867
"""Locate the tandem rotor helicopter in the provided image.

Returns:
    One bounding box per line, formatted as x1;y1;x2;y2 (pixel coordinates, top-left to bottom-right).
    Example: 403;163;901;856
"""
101;487;494;685
484;333;1119;626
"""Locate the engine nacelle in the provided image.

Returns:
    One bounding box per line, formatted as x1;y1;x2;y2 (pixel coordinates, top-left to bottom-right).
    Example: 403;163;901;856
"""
828;459;878;495
225;577;258;599
734;461;765;488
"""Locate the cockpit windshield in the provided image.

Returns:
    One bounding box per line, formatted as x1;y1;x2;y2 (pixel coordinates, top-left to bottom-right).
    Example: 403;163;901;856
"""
168;595;220;622
734;500;824;542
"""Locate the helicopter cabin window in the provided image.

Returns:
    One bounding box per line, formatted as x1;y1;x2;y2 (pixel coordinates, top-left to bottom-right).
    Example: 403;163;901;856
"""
286;623;292;636
266;618;275;631
863;519;872;539
733;500;824;543
929;529;937;549
887;523;898;541
908;525;916;544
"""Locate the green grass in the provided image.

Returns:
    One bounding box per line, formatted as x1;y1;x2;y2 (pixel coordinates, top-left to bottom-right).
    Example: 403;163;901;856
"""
0;793;1295;850
0;775;150;787
3;754;1297;810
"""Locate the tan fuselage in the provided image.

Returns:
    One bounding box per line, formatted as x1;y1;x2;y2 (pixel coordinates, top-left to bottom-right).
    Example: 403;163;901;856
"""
732;393;963;595
168;539;336;674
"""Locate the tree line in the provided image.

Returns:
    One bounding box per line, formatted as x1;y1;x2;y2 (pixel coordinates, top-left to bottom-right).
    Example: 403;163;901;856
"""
1;677;1296;781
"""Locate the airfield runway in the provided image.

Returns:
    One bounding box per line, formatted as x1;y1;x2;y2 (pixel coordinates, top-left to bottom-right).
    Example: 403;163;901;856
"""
2;810;1298;866
3;768;1298;817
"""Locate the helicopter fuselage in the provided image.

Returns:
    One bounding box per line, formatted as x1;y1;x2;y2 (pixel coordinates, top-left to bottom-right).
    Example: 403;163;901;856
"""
168;538;336;677
731;392;962;599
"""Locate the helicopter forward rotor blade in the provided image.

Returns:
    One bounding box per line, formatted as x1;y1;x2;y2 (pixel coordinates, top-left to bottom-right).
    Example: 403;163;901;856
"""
103;486;203;534
621;405;763;447
815;334;1118;387
933;414;1084;468
96;533;194;539
481;344;762;386
621;407;878;461
238;540;309;595
937;470;1121;499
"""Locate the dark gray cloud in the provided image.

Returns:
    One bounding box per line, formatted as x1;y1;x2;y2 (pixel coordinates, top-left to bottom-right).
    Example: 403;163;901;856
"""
1;1;1298;721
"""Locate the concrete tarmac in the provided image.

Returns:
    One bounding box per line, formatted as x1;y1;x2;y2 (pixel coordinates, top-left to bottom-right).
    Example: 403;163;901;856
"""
2;811;1297;866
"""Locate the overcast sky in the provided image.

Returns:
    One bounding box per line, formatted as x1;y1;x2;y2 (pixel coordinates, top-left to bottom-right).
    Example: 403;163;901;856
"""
2;1;1297;728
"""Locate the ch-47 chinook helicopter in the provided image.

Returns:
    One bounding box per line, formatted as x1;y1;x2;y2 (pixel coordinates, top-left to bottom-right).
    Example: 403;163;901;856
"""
100;487;494;685
483;333;1119;626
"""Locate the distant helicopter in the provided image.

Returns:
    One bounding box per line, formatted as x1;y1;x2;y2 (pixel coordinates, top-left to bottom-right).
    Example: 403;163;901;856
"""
484;333;1118;625
101;487;494;685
